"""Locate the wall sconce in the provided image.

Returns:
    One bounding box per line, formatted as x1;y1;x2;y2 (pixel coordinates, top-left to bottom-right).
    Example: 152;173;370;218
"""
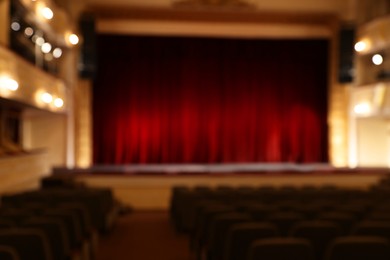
372;54;384;66
41;7;54;20
354;102;371;115
0;76;19;91
54;98;64;108
41;92;53;103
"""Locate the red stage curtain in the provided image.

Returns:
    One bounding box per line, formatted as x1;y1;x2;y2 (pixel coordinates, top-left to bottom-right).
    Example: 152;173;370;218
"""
93;35;328;164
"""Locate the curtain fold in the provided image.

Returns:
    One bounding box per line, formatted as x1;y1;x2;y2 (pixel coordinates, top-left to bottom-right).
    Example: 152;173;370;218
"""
93;35;329;164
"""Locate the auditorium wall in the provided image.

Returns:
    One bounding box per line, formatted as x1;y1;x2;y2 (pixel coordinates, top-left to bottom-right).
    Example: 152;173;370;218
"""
357;118;390;167
23;112;67;167
0;151;50;194
2;0;389;198
0;0;76;192
0;0;9;46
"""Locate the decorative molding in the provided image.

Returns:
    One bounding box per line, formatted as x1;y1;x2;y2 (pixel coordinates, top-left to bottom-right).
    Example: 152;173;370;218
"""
90;5;338;26
172;0;255;9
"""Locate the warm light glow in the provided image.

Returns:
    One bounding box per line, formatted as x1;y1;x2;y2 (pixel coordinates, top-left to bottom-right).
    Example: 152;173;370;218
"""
41;42;52;53
24;27;34;37
0;76;19;91
41;92;53;103
68;34;79;45
45;53;53;61
54;98;64;108
53;48;62;58
354;102;371;115
354;41;366;52
11;22;21;31
372;54;383;65
41;7;54;20
34;36;45;46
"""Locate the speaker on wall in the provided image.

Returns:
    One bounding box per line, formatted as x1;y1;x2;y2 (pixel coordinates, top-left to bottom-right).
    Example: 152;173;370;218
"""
78;13;97;79
338;27;355;83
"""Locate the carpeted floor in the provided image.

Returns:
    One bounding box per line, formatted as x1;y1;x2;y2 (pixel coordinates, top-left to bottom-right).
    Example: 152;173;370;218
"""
96;211;191;260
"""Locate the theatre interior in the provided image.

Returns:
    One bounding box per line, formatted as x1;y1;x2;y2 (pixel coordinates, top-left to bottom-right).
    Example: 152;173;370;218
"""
2;0;390;259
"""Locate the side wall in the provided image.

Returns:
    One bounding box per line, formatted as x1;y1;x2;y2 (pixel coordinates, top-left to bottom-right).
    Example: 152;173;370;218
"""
0;151;50;194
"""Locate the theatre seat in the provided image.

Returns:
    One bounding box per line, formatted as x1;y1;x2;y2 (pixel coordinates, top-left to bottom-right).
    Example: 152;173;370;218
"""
21;218;69;260
265;211;305;236
351;221;390;241
324;236;390;260
290;220;342;260
192;205;237;259
206;212;252;260
317;211;356;234
0;245;20;260
0;229;52;260
224;222;278;260
247;237;315;260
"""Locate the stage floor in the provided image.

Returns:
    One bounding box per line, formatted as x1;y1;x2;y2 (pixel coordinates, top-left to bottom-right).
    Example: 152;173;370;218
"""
54;163;390;175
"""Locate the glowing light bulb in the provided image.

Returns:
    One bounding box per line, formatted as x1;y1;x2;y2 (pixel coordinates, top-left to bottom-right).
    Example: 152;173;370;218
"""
372;54;383;65
53;48;62;58
41;42;52;53
68;34;79;45
11;22;21;31
54;98;64;108
35;36;45;46
0;77;19;91
354;41;366;52
24;27;34;37
41;92;53;103
42;7;54;20
354;102;371;115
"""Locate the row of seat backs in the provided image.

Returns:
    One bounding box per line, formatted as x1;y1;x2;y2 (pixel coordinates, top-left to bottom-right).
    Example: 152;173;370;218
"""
0;205;89;259
0;177;116;260
194;210;390;260
171;185;390;232
0;245;20;260
245;236;390;260
2;186;114;232
180;188;390;259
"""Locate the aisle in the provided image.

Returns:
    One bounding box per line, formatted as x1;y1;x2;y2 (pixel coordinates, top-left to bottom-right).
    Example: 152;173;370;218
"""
95;211;191;260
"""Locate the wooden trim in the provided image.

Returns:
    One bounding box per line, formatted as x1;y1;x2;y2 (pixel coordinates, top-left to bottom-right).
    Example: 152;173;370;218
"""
89;5;338;26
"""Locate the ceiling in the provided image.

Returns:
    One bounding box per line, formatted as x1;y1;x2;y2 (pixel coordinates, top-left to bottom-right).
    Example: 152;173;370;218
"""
82;0;356;21
55;0;357;38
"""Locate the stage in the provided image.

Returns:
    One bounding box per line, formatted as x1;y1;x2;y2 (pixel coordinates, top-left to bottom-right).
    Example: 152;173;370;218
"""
53;163;390;175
